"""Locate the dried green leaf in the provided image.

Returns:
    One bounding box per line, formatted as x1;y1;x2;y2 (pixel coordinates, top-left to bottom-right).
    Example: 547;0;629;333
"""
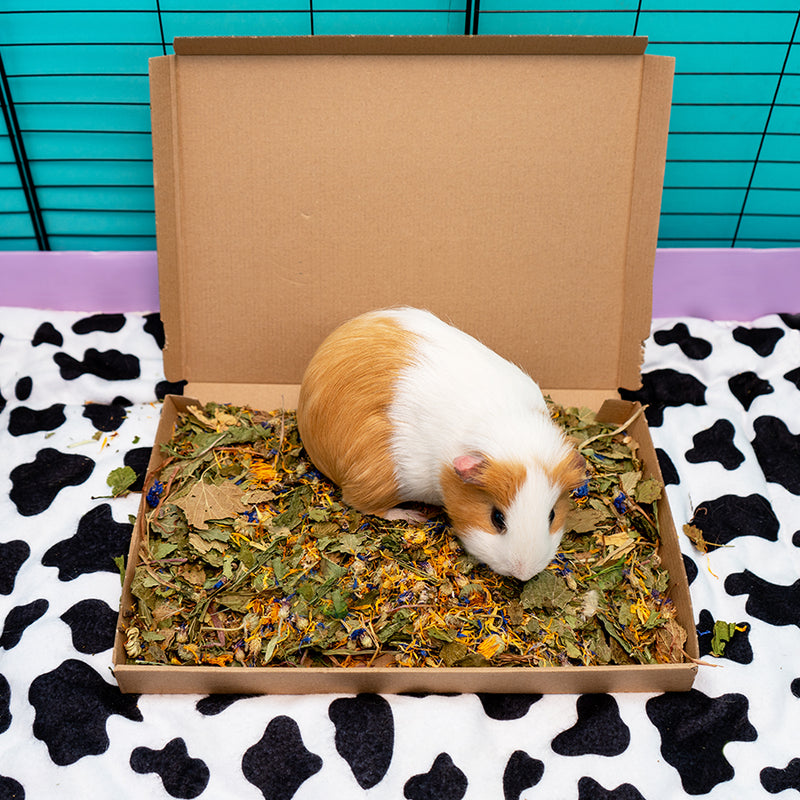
563;507;604;534
683;523;710;553
307;506;329;522
655;618;688;662
710;620;738;657
520;571;574;611
113;555;126;585
107;466;137;497
173;481;247;530
620;470;642;497
440;640;469;666
636;477;663;505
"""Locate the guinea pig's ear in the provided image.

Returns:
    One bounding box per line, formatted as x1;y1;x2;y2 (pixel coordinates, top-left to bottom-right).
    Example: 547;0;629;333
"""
453;452;488;486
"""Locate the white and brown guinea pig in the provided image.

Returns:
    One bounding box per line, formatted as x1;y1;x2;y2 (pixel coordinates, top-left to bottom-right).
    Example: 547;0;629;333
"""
296;307;586;581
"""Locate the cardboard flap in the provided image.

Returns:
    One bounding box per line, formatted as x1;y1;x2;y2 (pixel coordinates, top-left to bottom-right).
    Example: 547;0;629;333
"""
173;34;649;57
150;36;673;395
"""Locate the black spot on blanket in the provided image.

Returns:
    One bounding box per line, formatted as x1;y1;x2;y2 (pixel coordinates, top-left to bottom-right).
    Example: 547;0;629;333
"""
619;369;707;427
144;312;166;349
0;674;10;734
655;448;680;485
646;689;757;795
242;716;322;800
503;750;544;800
696;609;752;664
9;449;94;516
752;416;800;495
793;679;800;699
8;404;66;436
124;446;154;493
728;372;774;411
686;494;779;547
779;313;800;330
72;313;126;335
761;758;800;794
477;693;542;720
82;396;131;431
329;694;393;789
32;321;63;347
685;419;744;470
551;694;630;757
54;348;140;382
0;540;30;595
0;774;24;799
195;694;256;717
130;738;210;799
577;777;646;800
60;599;117;654
0;598;48;650
42;504;132;580
29;659;142;766
653;322;712;359
404;753;468;800
15;376;32;400
156;379;187;400
733;325;784;357
785;366;800;390
195;694;256;716
725;570;800;628
683;554;698;586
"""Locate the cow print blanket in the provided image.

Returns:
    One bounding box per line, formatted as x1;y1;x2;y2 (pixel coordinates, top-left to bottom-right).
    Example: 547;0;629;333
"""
1;305;799;800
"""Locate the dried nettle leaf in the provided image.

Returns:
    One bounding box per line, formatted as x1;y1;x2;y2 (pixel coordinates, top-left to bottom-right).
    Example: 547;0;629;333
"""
107;465;138;497
121;399;686;670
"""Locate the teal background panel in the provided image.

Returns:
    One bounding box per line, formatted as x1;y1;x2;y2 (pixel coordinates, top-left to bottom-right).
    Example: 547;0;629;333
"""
657;214;740;244
670;73;783;106
643;0;798;9
664;161;755;188
666;133;763;162
637;10;796;41
159;12;311;40
312;11;466;36
661;188;748;216
668;105;771;135
0;4;798;251
752;162;800;190
477;12;637;36
760;133;800;163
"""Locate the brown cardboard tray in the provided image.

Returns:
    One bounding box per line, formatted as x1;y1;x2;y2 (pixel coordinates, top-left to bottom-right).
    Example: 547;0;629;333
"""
114;394;697;694
112;34;697;692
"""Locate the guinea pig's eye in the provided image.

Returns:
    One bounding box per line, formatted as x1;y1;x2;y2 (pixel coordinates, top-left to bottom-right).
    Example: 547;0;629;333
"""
490;507;506;533
548;508;555;526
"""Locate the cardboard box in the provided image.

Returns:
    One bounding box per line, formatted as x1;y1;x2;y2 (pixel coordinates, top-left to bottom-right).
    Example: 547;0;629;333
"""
114;34;698;693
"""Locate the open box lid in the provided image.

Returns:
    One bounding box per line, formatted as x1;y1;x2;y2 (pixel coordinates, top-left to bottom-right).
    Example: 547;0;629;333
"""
150;35;674;408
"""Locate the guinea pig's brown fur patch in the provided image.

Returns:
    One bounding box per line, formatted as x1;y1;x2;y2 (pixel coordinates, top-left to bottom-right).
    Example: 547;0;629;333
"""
547;449;587;535
439;456;527;537
297;313;418;515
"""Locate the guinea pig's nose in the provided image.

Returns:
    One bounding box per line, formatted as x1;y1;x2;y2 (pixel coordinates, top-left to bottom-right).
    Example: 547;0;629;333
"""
511;559;533;582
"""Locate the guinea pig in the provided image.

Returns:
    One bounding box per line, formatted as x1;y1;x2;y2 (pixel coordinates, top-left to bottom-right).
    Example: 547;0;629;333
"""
296;307;586;582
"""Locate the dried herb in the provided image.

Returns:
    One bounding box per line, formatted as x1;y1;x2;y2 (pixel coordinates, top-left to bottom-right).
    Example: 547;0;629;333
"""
120;400;687;669
710;620;747;657
107;465;137;497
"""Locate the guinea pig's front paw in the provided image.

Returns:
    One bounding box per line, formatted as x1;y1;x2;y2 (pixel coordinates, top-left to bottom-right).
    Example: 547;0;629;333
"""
380;504;435;525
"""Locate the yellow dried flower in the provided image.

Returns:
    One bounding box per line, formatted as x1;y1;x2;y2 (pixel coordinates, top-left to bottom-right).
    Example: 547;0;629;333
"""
477;634;506;660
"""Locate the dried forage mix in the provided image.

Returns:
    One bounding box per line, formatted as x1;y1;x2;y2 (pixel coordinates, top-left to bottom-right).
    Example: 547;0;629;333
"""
121;400;687;669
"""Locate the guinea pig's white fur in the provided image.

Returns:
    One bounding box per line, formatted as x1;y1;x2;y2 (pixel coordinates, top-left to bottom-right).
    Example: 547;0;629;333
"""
296;307;586;581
